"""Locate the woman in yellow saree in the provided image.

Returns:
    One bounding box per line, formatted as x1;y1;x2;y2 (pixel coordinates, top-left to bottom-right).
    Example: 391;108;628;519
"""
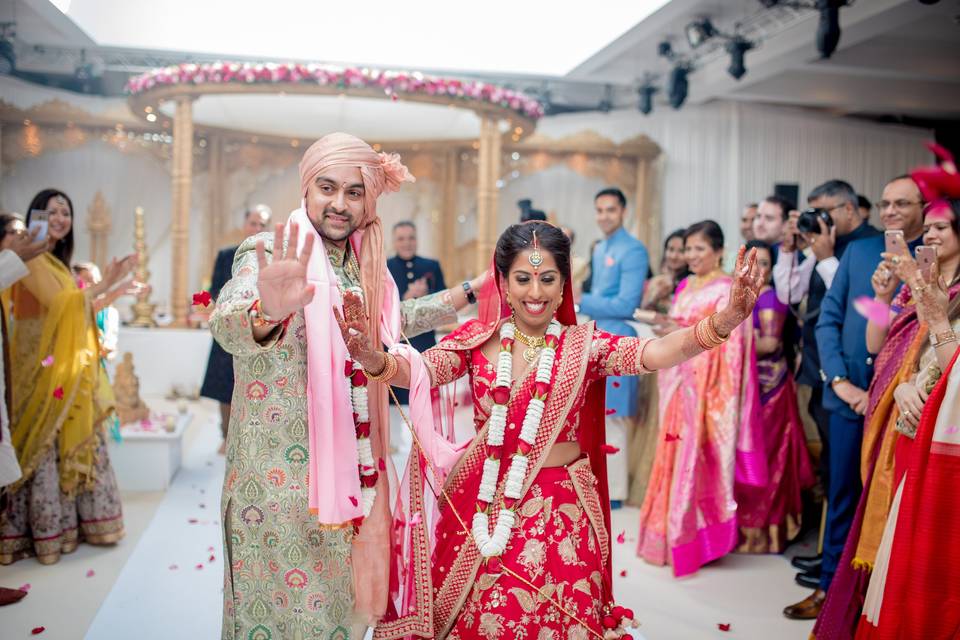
1;189;135;565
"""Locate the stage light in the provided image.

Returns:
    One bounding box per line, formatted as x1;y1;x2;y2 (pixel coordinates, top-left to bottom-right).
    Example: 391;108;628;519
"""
668;66;689;110
726;37;754;79
638;83;658;115
657;40;673;59
685;19;717;49
816;0;845;59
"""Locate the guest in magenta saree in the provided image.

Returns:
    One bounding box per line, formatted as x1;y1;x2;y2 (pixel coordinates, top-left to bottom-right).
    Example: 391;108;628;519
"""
636;221;764;577
336;222;765;639
736;240;815;554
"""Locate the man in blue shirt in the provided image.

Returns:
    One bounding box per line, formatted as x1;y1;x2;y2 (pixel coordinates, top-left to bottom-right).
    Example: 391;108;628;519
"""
578;187;649;508
788;176;924;619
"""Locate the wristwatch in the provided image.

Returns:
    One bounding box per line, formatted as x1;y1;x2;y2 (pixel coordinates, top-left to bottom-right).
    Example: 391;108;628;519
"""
462;281;477;305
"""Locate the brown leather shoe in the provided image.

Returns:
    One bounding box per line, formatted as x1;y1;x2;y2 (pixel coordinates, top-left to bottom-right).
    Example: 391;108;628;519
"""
783;589;826;620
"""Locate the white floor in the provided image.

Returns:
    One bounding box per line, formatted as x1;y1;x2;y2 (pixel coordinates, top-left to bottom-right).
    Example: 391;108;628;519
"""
1;398;816;639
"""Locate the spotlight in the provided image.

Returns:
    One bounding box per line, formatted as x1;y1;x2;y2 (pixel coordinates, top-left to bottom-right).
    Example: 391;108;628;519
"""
638;84;658;115
657;40;674;59
726;37;754;80
685;18;717;49
668;65;689;110
816;0;846;59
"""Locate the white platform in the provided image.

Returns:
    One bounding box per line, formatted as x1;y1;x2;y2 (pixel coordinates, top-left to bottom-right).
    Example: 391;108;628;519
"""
107;412;192;492
108;327;214;397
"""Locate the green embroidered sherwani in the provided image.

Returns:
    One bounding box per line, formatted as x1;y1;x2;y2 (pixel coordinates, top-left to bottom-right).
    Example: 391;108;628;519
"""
211;233;455;640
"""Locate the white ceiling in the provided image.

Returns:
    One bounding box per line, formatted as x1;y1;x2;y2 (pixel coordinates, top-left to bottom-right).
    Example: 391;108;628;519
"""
571;0;960;119
44;0;671;76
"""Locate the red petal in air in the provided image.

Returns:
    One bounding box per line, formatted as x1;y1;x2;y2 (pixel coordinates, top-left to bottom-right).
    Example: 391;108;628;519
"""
718;623;732;632
31;627;46;635
378;458;386;471
348;496;358;507
208;554;216;563
52;387;64;400
612;381;621;388
619;569;627;577
605;408;616;416
665;433;681;442
192;291;212;307
616;531;626;544
601;444;620;455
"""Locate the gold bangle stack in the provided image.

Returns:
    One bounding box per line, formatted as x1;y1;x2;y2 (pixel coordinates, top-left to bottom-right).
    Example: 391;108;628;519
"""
366;352;399;382
930;329;958;349
694;314;728;351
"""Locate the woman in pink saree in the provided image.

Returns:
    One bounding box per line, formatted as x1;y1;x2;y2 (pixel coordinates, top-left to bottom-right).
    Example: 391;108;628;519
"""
637;220;764;577
736;240;814;554
336;222;764;639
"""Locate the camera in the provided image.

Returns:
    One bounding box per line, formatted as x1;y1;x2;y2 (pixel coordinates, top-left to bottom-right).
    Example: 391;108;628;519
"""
796;207;834;235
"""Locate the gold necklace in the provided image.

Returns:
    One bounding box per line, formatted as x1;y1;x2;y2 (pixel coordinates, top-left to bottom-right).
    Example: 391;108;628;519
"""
513;325;547;364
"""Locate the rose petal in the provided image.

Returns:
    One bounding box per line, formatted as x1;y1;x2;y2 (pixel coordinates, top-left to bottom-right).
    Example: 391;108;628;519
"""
207;546;215;552
853;296;891;327
616;531;626;544
349;496;358;507
41;355;54;367
86;569;95;578
665;433;681;442
718;623;732;632
208;554;216;562
378;458;386;471
188;518;198;524
31;627;46;635
612;381;620;388
619;569;627;577
601;444;620;455
605;408;616;416
192;291;212;307
19;583;31;592
195;563;204;570
52;387;64;400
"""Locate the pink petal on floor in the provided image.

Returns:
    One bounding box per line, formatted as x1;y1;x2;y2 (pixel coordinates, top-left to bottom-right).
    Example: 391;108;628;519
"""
85;569;95;578
616;531;626;544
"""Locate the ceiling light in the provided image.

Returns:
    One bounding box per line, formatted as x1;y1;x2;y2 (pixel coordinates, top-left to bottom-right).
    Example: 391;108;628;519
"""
685;19;717;49
668;65;689;109
726;37;754;79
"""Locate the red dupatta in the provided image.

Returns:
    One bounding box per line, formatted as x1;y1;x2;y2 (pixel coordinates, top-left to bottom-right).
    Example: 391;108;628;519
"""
870;346;960;639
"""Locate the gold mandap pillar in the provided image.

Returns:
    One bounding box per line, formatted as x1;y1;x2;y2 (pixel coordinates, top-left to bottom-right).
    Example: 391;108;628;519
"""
170;96;194;327
475;116;501;275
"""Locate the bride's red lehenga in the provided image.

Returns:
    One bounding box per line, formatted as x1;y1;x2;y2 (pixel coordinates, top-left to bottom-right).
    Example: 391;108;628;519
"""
376;266;653;640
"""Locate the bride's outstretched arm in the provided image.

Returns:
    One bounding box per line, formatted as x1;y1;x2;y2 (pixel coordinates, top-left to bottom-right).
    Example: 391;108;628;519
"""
643;246;763;371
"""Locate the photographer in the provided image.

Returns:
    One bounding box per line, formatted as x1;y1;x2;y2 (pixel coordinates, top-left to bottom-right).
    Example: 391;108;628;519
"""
781;179;881;618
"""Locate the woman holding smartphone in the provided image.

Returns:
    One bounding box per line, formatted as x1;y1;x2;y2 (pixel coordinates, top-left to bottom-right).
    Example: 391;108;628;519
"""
815;198;960;636
0;189;136;565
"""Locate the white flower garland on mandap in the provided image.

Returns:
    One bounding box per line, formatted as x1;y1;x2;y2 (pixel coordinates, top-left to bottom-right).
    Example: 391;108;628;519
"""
472;319;562;558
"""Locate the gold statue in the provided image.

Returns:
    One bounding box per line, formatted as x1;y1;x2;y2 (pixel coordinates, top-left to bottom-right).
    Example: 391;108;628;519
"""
113;352;150;425
129;206;157;327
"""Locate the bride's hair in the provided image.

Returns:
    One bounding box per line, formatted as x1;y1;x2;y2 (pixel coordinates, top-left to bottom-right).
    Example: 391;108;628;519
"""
495;221;571;281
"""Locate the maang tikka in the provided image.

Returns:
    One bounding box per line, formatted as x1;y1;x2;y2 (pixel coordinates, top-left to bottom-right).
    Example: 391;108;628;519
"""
529;230;544;273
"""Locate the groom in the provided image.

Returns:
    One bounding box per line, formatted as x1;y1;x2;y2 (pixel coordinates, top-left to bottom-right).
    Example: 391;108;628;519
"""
210;132;481;639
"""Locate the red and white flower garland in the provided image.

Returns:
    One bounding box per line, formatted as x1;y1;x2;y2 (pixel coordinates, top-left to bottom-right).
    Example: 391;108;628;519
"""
125;63;545;120
472;319;562;558
342;286;378;520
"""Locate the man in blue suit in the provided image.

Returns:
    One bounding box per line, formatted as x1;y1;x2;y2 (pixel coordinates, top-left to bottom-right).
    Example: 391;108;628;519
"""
578;187;649;508
799;175;924;617
386;221;446;456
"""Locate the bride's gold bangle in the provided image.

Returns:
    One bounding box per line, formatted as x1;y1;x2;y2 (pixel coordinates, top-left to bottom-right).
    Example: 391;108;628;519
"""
366;352;398;382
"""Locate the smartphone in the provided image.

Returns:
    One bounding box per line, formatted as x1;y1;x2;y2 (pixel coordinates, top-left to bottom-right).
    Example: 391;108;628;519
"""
884;229;905;255
916;245;937;280
633;309;657;324
28;210;49;243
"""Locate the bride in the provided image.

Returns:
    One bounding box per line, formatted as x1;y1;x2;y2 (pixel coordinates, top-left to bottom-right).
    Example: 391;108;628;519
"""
336;221;763;639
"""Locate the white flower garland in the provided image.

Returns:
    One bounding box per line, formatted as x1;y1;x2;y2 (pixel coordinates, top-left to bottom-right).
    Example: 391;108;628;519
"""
472;319;562;558
341;285;378;521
